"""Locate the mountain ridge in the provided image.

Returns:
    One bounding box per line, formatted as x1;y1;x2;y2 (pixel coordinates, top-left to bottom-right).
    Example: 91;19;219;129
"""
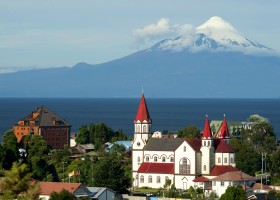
0;16;280;98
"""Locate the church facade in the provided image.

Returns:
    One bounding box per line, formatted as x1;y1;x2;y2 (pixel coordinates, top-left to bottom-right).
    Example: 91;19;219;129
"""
132;93;239;191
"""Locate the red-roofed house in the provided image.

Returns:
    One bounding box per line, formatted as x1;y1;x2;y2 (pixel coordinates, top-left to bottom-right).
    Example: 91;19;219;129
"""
132;93;239;197
39;182;92;199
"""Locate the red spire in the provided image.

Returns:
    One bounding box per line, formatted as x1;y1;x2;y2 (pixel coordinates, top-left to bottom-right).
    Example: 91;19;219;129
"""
134;93;151;123
219;114;230;138
202;115;212;139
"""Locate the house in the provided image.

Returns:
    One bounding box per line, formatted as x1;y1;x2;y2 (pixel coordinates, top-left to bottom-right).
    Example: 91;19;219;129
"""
77;143;95;154
211;120;242;137
106;141;132;152
241;121;259;130
87;187;115;200
132;93;253;197
13;106;71;149
211;171;255;197
38;182;92;199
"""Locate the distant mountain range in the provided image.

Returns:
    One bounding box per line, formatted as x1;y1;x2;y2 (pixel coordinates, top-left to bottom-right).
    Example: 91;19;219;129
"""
1;16;280;98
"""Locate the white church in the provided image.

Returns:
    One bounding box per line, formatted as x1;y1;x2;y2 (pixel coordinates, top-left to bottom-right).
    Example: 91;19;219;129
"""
132;93;255;197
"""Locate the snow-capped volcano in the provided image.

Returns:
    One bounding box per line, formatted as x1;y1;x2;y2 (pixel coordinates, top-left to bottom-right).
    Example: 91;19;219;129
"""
151;16;277;56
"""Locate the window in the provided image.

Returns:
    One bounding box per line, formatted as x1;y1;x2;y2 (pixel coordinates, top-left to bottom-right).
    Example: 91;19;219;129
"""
208;141;210;146
162;157;166;162
184;146;186;152
157;176;161;183
218;157;221;163
143;125;146;133
137;156;140;162
221;182;224;186
136;125;140;133
140;175;144;183
204;141;206;146
224;157;227;164
179;158;191;174
231;157;234;163
154;157;157;162
148;176;152;183
203;165;206;171
170;157;174;162
229;182;232;186
146;156;149;162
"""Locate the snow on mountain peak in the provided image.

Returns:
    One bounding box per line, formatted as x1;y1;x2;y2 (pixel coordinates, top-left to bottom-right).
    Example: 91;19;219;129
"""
195;16;251;48
196;16;235;31
151;16;277;56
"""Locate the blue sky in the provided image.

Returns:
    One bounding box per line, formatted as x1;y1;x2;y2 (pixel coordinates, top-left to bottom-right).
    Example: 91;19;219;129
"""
0;0;279;73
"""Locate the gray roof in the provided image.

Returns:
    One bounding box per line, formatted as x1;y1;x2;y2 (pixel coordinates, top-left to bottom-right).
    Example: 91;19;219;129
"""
87;187;115;198
79;144;95;150
19;105;71;127
144;138;185;151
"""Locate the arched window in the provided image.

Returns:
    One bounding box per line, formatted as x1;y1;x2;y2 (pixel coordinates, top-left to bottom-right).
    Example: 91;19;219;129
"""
170;157;174;162
179;158;191;174
154;156;158;162
162;157;166;162
137;125;140;133
157;176;161;183
143;125;146;133
148;175;152;183
218;157;221;163
184;146;186;152
204;141;206;146
146;156;149;162
137;156;140;162
224;157;227;163
203;165;206;171
208;141;210;146
230;157;233;163
140;175;144;183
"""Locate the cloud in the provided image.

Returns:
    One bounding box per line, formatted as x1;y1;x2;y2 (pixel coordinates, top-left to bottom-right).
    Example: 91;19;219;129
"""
132;18;193;49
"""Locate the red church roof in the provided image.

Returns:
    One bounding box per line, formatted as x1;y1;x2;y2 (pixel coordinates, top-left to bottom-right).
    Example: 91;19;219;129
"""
138;162;174;174
193;176;210;182
202;115;212;139
215;139;235;153
210;165;239;176
217;115;230;138
134;93;151;123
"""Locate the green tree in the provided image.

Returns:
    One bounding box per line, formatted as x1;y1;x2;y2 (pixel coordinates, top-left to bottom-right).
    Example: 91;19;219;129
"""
93;153;130;193
177;125;201;138
75;125;90;144
49;189;76;200
220;185;246;200
25;135;58;181
230;138;261;175
94;123;113;150
88;123;95;144
1;129;19;169
0;162;40;200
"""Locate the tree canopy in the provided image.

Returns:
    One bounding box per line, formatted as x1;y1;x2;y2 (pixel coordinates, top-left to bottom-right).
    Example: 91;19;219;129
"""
177;125;201;138
0;162;40;200
220;185;246;200
93;153;130;193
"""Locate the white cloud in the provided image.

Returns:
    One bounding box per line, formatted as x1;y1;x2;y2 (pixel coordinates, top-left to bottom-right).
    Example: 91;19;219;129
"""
132;18;193;49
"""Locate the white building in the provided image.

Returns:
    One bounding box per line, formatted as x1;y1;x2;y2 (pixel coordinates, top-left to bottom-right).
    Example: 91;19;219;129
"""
132;93;251;197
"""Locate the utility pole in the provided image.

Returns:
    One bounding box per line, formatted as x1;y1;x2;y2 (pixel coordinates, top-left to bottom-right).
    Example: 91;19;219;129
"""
62;162;67;182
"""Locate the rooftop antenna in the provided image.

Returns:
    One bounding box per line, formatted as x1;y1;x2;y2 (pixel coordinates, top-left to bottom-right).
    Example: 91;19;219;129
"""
142;85;144;94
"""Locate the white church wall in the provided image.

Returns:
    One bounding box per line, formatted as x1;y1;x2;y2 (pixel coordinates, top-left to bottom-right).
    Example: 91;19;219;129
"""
174;141;196;175
174;175;196;190
137;173;174;189
143;151;174;163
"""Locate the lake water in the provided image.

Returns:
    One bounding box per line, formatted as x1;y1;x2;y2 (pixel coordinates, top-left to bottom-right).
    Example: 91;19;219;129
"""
0;98;279;142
